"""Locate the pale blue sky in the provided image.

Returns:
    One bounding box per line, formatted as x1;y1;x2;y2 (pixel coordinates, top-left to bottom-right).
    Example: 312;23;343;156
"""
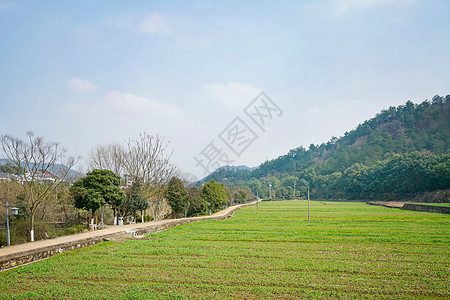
1;0;449;178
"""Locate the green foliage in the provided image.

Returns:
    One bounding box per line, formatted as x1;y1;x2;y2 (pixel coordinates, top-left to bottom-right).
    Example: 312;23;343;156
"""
186;186;205;216
143;215;153;222
70;169;125;216
200;180;229;210
57;225;86;237
165;177;189;217
0;232;7;247
231;189;248;204
11;199;30;220
124;181;148;217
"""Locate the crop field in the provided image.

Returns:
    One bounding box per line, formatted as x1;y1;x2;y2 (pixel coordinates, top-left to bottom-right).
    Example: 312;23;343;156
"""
0;201;449;299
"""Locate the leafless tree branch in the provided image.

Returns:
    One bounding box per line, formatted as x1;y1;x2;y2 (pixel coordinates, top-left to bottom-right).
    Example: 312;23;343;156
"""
1;131;78;241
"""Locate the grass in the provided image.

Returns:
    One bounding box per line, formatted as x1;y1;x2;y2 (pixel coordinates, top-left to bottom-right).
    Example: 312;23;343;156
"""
0;201;449;299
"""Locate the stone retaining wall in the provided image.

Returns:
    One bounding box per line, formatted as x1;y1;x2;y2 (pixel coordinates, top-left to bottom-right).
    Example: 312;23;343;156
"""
0;237;104;270
402;203;450;214
0;202;254;271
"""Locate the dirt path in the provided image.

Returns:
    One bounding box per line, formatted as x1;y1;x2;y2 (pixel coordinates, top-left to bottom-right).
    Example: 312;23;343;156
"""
0;201;257;261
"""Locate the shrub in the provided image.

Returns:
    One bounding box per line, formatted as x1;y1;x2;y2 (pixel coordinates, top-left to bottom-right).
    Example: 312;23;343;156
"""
0;232;7;247
58;224;86;236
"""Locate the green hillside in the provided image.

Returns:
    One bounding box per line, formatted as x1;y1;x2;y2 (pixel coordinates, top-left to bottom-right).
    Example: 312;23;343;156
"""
202;95;450;201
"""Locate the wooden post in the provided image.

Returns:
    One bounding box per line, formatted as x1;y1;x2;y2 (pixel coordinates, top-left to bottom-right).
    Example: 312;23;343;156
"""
307;187;310;221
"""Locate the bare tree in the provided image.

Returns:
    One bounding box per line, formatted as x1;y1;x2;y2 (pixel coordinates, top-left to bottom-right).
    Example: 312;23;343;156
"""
120;133;177;185
120;133;178;204
87;133;178;221
1;131;78;241
89;133;177;186
88;143;123;176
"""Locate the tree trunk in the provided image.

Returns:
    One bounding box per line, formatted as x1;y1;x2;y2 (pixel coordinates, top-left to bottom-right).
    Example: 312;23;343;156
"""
30;209;35;242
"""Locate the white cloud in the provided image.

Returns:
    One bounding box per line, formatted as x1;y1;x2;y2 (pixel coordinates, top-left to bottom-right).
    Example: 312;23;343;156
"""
202;82;261;109
65;88;186;153
101;90;181;117
67;78;98;93
70;89;181;124
138;13;173;35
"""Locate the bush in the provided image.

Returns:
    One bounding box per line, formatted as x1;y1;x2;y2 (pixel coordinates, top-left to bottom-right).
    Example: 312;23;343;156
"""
58;224;86;237
0;232;7;247
11;218;32;244
144;215;153;222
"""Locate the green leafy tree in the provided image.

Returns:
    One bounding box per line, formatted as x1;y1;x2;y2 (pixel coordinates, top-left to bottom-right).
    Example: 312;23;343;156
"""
432;151;450;189
201;180;228;210
341;163;368;198
234;189;247;204
70;169;124;220
165;177;188;217
125;181;148;221
247;179;262;197
186;186;205;216
296;179;309;199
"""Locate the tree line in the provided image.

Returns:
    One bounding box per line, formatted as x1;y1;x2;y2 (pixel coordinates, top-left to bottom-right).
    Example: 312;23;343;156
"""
0;131;251;246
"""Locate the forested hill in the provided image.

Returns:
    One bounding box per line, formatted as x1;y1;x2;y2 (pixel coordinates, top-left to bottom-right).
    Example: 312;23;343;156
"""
202;95;450;201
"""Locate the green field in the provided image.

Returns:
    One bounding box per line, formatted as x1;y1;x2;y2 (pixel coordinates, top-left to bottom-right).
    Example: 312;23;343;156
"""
1;201;449;299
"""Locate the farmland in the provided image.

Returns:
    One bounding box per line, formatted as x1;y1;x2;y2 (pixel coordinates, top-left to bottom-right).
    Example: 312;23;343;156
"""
0;201;449;299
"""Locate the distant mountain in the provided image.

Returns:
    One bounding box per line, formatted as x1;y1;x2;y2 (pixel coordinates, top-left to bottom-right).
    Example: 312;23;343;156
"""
0;158;84;179
200;165;257;183
254;95;449;178
200;95;450;201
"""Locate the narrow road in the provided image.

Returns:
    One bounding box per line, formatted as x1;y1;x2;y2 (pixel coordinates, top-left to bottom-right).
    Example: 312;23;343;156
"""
0;202;257;263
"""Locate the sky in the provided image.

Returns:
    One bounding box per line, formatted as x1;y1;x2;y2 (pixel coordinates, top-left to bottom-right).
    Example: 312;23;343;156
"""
0;0;449;180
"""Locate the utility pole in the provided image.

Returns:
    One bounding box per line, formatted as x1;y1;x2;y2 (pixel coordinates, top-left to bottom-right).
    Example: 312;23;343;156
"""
307;186;310;221
154;201;159;221
5;185;10;246
5;200;10;246
184;202;190;218
256;190;259;210
100;205;104;229
4;193;18;246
